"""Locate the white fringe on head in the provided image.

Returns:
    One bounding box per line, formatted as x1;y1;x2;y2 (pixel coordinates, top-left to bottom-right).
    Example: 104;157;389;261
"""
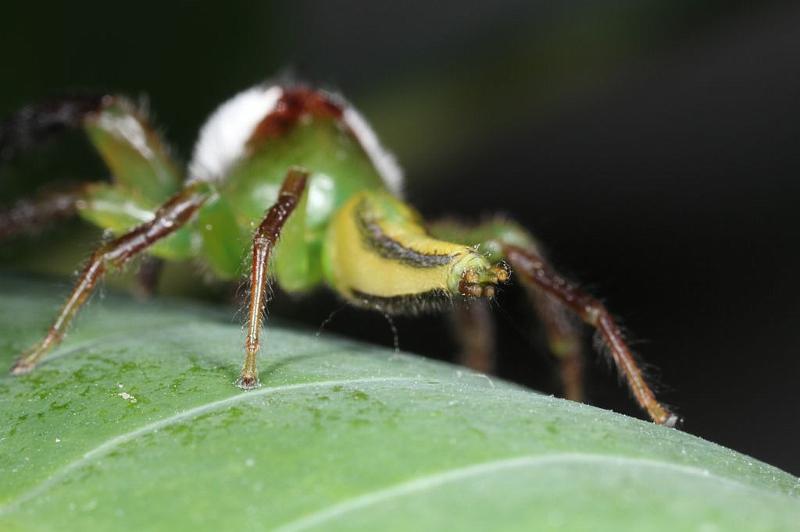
341;106;404;195
187;83;404;195
188;85;282;183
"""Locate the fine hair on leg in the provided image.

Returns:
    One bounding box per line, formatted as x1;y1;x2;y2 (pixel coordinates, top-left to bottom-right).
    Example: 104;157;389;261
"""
523;287;585;402
0;94;107;162
0;184;87;240
503;244;680;427
9;183;209;374
428;217;586;400
238;168;309;389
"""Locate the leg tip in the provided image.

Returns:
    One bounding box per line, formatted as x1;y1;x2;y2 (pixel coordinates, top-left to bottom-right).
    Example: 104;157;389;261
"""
236;374;260;390
10;360;35;376
662;413;683;429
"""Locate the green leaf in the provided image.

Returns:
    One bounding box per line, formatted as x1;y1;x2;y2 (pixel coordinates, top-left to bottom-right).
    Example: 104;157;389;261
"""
0;274;798;532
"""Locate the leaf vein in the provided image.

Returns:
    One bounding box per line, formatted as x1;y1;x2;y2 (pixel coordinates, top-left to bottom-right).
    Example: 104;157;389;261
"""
274;453;790;532
0;376;419;515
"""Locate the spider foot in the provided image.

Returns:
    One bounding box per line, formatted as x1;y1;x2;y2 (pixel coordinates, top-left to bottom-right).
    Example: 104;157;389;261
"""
662;413;684;429
236;373;261;390
10;358;37;376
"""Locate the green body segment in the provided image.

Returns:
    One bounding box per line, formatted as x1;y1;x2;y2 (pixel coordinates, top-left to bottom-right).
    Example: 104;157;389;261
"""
73;94;496;305
83;98;182;202
207;117;388;288
429;218;539;262
77;104;389;291
4;87;679;424
79;98;195;260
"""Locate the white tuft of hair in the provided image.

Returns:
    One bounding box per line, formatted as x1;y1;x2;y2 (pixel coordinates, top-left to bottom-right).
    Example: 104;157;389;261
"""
342;106;404;196
188;83;404;195
188;85;282;183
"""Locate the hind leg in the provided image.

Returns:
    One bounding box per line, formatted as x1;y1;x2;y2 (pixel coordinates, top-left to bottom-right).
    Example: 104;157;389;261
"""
0;94;106;162
1;93;181;202
1;94;186;297
0;183;87;240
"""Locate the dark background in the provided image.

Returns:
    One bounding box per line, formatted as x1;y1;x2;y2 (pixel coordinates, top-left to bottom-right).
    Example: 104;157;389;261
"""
1;1;799;475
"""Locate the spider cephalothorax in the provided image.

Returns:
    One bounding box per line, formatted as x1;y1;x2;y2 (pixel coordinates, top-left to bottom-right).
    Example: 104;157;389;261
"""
0;82;679;427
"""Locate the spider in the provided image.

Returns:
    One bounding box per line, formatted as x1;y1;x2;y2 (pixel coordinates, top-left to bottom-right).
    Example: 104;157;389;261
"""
0;82;679;427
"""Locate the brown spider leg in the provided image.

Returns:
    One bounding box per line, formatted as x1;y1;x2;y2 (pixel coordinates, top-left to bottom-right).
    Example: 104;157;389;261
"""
451;298;496;374
10;183;209;375
0;94;106;162
525;288;585;402
133;256;165;300
238;168;309;389
428;219;586;399
0;184;87;240
503;244;679;427
452;271;583;399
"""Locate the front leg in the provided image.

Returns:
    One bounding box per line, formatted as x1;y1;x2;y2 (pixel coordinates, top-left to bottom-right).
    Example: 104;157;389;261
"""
10;183;209;374
238;168;309;389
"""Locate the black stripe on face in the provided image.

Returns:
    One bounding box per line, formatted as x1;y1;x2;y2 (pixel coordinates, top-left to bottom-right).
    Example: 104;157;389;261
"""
356;200;454;269
351;289;452;316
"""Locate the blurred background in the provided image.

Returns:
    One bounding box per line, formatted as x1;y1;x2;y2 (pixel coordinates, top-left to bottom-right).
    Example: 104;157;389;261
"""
1;1;799;474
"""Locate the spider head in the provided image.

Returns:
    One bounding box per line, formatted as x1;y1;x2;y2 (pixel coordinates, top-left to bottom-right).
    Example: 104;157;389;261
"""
451;253;509;299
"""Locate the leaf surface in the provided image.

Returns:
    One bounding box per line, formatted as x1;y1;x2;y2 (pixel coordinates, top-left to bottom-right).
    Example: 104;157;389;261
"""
0;275;798;531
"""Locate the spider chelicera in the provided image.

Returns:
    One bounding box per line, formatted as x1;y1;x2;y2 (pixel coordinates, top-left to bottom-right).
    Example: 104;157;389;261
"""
0;82;679;426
